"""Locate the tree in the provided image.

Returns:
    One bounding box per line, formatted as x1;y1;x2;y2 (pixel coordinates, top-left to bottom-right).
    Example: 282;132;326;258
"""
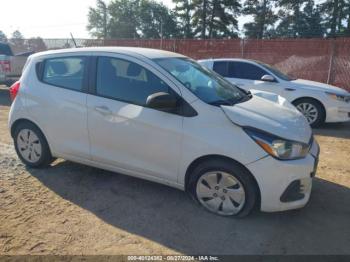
299;0;324;38
242;0;277;39
173;0;194;38
108;0;140;38
10;30;25;45
9;30;26;53
274;0;308;37
138;0;179;38
0;31;7;42
26;37;47;52
87;0;110;39
345;0;350;35
87;0;178;39
192;0;241;39
320;0;348;37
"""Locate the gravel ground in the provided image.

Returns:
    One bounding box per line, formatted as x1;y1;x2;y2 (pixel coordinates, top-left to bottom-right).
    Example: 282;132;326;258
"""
0;86;349;255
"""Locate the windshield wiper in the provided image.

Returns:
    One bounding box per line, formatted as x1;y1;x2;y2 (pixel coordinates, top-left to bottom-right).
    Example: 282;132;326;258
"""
233;92;253;104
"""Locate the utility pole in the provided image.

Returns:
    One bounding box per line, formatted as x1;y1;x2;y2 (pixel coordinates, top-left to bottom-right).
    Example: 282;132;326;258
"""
160;19;163;49
98;0;108;40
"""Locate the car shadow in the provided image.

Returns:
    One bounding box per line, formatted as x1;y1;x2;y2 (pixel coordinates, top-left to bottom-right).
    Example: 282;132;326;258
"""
28;161;350;254
313;122;350;140
0;87;11;107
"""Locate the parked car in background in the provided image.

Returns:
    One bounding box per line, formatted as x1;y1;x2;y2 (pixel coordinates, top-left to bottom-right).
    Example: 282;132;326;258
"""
0;42;30;86
198;58;350;127
9;47;320;217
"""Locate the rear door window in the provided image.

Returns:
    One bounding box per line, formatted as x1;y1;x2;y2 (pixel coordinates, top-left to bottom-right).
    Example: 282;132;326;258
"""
42;57;86;91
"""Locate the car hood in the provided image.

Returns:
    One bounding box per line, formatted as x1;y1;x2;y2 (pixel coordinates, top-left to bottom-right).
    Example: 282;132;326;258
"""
292;79;349;95
221;95;312;144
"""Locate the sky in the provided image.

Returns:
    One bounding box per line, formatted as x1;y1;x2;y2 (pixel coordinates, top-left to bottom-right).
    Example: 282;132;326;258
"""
0;0;254;39
0;0;324;39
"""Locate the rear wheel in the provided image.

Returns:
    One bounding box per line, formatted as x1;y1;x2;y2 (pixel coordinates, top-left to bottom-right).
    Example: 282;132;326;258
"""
294;98;325;127
188;159;258;217
13;122;54;168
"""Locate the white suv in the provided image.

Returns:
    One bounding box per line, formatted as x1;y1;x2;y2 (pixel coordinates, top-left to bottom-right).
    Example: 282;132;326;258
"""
198;58;350;127
8;47;319;217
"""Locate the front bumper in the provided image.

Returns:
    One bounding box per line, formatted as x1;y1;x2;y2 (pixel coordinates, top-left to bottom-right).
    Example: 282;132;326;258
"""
325;102;350;123
247;139;320;212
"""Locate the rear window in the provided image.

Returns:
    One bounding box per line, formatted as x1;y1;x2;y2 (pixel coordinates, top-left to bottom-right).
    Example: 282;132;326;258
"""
0;43;13;56
42;57;86;91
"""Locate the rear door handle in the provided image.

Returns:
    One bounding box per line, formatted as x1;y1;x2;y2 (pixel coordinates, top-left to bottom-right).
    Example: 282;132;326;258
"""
94;106;112;115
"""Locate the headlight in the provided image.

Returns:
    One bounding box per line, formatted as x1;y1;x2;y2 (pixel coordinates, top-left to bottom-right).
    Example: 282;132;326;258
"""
245;128;310;160
326;92;350;103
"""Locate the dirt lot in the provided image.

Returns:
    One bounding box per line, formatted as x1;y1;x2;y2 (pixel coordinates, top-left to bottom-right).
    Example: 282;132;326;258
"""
0;86;349;255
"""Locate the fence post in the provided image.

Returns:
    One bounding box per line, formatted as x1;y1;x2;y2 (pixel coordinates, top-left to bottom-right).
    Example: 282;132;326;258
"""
327;38;336;84
240;38;245;58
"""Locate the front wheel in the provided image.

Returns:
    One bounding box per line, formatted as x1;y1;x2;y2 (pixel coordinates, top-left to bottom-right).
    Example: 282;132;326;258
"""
294;98;325;127
189;159;258;217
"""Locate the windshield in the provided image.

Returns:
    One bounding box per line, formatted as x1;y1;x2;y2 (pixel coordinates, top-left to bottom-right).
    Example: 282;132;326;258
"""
257;62;295;81
154;57;249;106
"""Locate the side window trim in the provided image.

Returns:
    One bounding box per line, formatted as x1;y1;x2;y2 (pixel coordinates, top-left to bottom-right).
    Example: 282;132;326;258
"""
90;55;197;117
39;56;89;93
88;56;97;95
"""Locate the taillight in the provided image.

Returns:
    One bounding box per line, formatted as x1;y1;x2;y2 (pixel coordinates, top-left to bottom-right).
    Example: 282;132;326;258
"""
9;81;20;101
0;60;11;73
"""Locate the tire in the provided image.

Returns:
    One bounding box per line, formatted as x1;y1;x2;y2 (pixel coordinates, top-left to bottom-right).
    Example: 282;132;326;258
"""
188;159;258;217
13;121;54;168
293;98;325;128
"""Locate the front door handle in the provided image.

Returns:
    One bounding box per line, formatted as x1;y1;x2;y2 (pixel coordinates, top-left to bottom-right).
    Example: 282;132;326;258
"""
94;106;112;115
284;88;296;91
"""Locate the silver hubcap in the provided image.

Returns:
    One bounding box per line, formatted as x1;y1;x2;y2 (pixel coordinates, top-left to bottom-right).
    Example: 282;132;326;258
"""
17;129;42;163
296;103;319;124
196;171;245;216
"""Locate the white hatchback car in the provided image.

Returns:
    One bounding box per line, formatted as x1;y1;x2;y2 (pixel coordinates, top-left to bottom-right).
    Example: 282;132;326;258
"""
198;58;350;127
9;47;320;217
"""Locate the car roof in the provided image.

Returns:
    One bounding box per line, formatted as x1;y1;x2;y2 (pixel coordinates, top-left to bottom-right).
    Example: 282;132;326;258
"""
198;58;261;64
30;46;186;60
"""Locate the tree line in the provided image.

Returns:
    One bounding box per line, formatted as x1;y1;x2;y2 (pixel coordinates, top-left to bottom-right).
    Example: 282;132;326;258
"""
87;0;350;39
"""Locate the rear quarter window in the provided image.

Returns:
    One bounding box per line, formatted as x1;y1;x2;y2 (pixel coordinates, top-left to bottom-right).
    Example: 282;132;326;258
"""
42;57;86;91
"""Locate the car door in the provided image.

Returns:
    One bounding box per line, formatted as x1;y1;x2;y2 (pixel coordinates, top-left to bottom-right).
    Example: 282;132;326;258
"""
27;55;90;159
87;54;183;182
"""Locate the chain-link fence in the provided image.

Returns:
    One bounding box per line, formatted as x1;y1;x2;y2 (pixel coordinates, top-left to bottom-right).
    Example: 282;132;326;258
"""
4;37;350;91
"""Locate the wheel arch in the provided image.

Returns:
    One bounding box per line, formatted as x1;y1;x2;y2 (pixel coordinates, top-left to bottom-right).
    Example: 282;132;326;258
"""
184;154;261;208
10;119;53;155
11;118;40;138
291;96;326;119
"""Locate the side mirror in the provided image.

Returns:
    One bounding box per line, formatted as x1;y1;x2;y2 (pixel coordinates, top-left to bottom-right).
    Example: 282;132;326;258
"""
261;74;276;82
146;92;178;111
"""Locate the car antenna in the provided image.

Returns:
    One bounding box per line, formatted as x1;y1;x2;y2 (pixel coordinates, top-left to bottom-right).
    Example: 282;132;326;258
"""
70;33;77;48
